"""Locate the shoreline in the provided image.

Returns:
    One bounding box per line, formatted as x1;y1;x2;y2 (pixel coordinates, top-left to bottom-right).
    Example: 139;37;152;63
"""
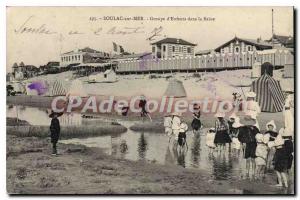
7;124;127;139
6;134;292;194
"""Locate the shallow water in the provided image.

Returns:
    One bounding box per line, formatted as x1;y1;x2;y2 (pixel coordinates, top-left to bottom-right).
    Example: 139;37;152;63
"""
7;105;82;126
61;127;250;181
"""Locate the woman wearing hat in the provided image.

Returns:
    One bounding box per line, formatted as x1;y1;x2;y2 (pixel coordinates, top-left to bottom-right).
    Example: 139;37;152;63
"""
213;112;231;151
283;93;294;134
49;111;62;156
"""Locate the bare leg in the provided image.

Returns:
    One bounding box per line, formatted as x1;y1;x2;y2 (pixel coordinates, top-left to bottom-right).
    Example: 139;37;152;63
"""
252;158;256;178
275;171;283;187
246;159;250;178
281;172;288;188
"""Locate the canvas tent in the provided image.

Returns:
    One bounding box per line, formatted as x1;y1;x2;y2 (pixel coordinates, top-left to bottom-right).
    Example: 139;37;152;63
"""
250;74;285;112
49;80;67;96
164;78;187;98
88;69;117;83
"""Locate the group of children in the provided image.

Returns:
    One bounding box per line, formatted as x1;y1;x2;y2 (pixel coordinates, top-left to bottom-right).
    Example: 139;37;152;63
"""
163;90;293;188
205;113;294;187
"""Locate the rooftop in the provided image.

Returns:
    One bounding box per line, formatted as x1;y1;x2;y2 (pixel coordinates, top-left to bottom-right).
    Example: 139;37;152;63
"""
62;47;105;55
215;36;272;51
151;37;196;46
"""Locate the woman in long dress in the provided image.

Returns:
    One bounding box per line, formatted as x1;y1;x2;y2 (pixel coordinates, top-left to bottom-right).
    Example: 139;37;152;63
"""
283;93;294;133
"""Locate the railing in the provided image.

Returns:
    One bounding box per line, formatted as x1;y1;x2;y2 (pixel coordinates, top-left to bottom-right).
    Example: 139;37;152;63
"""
116;49;293;73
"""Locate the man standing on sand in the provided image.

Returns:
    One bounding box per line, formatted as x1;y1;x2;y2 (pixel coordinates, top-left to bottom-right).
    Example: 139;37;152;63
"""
49;111;61;156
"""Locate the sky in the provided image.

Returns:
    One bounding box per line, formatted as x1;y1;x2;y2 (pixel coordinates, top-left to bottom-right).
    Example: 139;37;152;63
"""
6;6;293;72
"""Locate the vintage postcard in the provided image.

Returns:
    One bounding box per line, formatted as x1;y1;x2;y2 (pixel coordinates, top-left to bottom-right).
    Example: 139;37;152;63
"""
6;7;295;194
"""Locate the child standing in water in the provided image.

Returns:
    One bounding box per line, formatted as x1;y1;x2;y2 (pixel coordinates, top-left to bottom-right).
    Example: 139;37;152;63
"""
164;113;173;143
264;120;278;169
255;132;270;179
214;112;231;152
232;116;243;154
191;103;202;134
206;128;216;154
268;128;293;188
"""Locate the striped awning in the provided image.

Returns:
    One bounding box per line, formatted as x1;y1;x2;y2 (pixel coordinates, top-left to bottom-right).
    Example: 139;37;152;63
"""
251;74;285;112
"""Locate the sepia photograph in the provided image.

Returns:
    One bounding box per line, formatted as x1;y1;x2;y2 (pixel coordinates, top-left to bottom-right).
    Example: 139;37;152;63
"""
6;6;295;195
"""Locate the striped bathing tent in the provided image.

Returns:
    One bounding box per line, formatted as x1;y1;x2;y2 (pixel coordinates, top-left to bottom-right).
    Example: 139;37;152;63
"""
250;74;285;112
49;80;67;96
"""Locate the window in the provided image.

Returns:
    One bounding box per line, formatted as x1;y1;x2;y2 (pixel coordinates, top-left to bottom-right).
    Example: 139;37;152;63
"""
163;45;166;52
247;46;252;51
235;47;240;53
187;47;191;53
61;57;63;62
179;46;182;52
172;46;175;52
152;46;155;52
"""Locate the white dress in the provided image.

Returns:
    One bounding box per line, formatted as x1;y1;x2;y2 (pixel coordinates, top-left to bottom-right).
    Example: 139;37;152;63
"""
283;94;294;133
245;100;261;129
171;116;181;140
164;116;173;136
206;132;216;148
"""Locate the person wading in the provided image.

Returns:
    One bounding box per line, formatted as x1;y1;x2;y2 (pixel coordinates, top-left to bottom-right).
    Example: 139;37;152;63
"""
138;95;152;122
49;111;62;156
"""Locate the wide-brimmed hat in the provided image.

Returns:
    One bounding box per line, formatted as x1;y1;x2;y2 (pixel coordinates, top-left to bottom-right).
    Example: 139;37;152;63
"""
49;110;63;118
266;120;277;131
214;112;225;118
180;122;188;132
232;117;243;128
246;91;256;98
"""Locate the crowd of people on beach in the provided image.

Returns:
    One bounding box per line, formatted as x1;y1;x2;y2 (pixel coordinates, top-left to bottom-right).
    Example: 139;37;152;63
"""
163;91;294;188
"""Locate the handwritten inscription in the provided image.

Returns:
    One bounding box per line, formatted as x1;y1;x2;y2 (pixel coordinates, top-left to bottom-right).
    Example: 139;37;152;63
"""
14;16;57;35
13;15;164;41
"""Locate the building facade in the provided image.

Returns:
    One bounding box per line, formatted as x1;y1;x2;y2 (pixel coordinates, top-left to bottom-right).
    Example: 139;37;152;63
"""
151;38;196;59
214;37;272;54
60;47;110;67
